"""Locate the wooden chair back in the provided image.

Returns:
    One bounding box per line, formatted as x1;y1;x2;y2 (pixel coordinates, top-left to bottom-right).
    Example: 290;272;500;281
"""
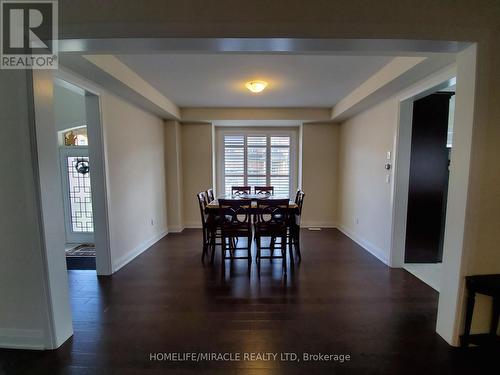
294;189;299;203
296;190;305;213
231;186;251;195
218;199;252;226
197;192;209;228
206;188;215;203
254;186;274;195
255;198;289;225
294;190;305;226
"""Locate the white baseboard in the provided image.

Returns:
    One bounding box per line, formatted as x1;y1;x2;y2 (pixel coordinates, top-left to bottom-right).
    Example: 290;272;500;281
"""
184;222;337;229
167;225;184;233
301;221;337;228
337;224;389;265
183;221;202;229
112;230;167;273
0;328;45;350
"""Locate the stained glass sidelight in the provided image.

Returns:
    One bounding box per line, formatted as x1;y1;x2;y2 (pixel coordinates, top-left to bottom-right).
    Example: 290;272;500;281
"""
66;156;94;233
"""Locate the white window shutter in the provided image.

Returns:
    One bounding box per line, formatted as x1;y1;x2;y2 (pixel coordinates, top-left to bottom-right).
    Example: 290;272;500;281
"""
223;133;292;196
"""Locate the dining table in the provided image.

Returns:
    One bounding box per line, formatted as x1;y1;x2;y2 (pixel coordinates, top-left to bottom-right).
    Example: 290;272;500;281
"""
204;193;300;265
205;194;298;210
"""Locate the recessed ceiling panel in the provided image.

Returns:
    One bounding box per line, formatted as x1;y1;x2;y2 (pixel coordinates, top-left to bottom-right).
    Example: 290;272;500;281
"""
116;54;393;107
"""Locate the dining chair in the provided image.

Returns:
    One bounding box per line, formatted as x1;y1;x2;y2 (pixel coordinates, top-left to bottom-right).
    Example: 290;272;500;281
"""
254;198;290;273
294;188;301;203
206;188;215;203
231;186;251;195
254;186;274;195
197;192;215;262
217;199;253;267
290;190;305;262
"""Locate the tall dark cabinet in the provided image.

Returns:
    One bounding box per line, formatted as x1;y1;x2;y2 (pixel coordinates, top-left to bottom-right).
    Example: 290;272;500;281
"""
404;92;453;263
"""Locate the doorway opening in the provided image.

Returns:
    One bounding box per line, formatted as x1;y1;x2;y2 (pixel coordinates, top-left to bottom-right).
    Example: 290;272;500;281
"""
403;84;456;291
51;73;112;275
54;79;96;270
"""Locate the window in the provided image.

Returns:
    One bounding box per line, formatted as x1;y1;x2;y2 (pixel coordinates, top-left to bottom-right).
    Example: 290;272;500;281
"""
221;132;295;196
60;127;88;146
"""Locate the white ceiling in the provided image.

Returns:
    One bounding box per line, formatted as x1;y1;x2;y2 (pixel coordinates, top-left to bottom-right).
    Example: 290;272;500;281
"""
116;54;393;107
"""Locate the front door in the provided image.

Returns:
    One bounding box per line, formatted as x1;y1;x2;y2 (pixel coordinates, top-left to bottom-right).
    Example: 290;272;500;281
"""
60;147;94;244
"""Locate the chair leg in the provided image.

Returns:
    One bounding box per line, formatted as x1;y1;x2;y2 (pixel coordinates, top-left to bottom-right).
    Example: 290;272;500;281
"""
270;237;275;260
201;228;207;262
202;242;208;262
281;235;287;274
490;297;500;336
220;234;226;279
247;234;252;266
256;235;261;274
210;230;216;265
256;235;261;263
295;229;302;262
222;235;227;260
230;237;236;255
288;234;294;264
210;244;215;265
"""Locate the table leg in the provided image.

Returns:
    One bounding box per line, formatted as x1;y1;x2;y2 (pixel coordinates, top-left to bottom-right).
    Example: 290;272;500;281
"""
461;290;475;347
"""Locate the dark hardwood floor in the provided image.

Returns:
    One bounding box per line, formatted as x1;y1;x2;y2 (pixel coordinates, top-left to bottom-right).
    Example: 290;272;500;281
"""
0;229;494;374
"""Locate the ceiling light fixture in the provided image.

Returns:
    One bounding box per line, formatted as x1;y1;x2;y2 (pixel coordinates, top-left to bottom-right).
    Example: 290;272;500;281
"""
245;80;268;93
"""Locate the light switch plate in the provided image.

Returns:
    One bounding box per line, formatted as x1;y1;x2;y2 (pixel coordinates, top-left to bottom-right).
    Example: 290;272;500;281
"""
386;151;391;160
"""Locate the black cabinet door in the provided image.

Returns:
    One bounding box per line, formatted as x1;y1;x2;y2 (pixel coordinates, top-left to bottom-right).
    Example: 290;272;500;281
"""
404;92;453;263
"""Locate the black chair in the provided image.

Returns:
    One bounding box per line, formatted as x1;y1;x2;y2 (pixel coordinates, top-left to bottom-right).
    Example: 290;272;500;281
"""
217;199;253;267
253;186;274;235
290;190;305;262
231;186;251;195
206;188;215;203
254;199;290;273
197;192;217;262
294;188;301;203
461;274;500;348
254;186;274;195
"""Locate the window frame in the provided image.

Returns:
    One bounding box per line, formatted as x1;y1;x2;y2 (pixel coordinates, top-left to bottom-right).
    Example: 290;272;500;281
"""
216;127;298;197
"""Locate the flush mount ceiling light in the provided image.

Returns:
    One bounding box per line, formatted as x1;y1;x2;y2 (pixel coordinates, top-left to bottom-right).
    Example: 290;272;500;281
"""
245;80;268;93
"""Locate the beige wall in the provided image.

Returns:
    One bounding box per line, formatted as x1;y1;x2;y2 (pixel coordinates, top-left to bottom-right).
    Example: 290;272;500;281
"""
181;123;213;227
53;83;86;131
338;100;397;264
164;120;184;232
181;107;331;122
101;93;168;271
301;123;339;227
